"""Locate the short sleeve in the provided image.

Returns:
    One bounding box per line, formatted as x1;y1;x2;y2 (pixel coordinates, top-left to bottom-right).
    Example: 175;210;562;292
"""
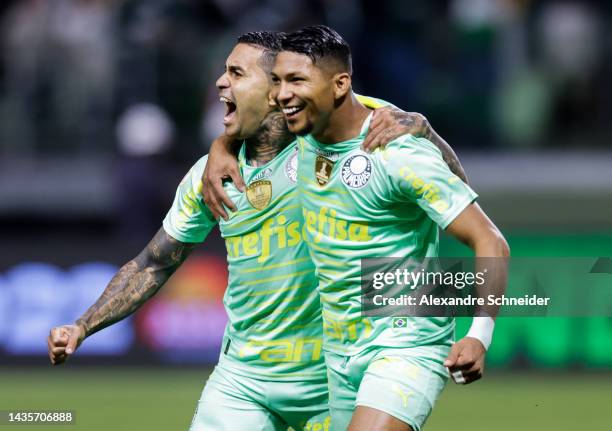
383;135;478;229
162;155;217;243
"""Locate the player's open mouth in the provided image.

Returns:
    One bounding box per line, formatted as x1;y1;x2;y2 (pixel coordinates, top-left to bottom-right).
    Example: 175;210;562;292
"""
282;105;305;119
220;96;237;124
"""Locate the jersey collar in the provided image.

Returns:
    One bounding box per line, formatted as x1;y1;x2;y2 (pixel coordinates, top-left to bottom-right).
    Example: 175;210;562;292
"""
238;139;297;171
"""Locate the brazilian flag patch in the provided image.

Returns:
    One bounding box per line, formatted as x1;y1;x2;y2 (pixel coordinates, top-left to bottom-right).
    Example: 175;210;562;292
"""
392;317;408;330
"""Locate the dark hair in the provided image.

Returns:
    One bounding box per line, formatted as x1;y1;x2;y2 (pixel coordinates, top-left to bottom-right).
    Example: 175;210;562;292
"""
237;31;285;52
237;31;285;70
281;25;352;74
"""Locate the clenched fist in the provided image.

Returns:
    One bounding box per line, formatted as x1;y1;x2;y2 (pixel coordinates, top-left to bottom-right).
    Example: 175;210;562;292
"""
47;324;85;365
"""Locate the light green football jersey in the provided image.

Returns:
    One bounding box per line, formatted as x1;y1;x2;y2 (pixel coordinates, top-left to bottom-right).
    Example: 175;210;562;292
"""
163;141;325;380
296;108;478;356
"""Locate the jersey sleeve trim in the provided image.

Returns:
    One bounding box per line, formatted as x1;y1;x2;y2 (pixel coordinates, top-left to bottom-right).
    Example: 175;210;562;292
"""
162;219;204;243
162;155;217;244
439;192;478;229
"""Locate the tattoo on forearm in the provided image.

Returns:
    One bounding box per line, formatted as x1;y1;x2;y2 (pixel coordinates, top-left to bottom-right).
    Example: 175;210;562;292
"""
427;131;468;184
246;111;294;167
391;110;469;184
76;229;195;337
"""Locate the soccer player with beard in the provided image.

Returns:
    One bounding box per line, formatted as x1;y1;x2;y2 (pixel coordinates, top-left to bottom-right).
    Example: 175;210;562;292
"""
47;32;328;431
47;31;435;431
266;26;510;431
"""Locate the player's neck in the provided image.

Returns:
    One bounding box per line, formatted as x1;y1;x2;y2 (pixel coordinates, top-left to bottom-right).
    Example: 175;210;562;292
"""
313;92;370;144
245;110;293;167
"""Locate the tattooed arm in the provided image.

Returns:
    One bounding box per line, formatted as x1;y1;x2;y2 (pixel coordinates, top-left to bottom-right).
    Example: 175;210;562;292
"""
47;228;196;365
363;107;469;184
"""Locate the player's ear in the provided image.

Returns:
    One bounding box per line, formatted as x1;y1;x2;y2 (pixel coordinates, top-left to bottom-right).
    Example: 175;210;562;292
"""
268;88;277;107
333;72;351;99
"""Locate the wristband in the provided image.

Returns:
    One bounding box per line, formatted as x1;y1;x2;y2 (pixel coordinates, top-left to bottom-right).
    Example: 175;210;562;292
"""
451;370;466;384
465;316;495;351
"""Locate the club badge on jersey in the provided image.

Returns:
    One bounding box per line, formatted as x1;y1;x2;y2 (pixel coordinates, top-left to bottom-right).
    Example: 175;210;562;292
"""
284;148;298;183
315;156;334;186
341;154;372;189
246;180;272;210
246;168;273;210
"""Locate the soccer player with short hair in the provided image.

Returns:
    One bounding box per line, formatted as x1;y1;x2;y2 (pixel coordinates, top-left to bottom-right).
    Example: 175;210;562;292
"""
47;30;438;431
266;25;510;431
49;31;330;431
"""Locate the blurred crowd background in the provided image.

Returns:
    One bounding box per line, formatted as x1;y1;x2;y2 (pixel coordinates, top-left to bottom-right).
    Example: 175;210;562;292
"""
2;0;611;158
0;0;610;369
